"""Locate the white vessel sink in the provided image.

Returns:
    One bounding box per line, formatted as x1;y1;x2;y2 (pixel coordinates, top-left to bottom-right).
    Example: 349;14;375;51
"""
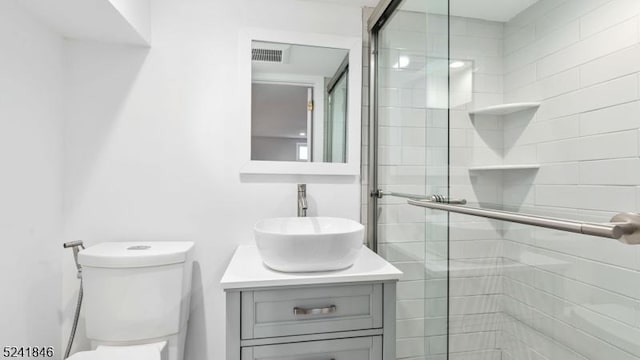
254;217;364;272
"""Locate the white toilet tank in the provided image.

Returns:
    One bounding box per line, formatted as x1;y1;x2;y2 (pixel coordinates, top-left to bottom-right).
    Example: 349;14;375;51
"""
78;242;194;360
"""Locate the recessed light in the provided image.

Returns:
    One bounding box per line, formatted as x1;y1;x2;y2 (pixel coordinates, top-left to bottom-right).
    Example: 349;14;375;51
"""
398;56;410;68
299;132;306;136
392;56;411;69
449;61;465;69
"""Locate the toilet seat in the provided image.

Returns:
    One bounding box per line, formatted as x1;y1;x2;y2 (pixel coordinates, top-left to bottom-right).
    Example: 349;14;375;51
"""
67;341;167;360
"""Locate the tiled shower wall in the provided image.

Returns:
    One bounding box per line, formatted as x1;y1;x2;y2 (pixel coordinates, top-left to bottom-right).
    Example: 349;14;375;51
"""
365;1;640;359
375;10;438;359
362;7;372;242
361;11;440;360
363;7;507;359
498;0;640;359
448;0;640;358
448;13;506;360
371;8;451;359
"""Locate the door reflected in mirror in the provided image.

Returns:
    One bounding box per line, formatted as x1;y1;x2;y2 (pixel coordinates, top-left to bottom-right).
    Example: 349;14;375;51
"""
251;41;349;163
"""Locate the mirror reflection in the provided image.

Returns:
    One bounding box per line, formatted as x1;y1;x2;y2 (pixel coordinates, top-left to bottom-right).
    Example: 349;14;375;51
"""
251;41;349;163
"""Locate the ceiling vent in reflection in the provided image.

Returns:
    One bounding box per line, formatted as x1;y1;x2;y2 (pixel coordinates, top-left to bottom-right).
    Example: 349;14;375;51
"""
251;42;290;63
252;48;283;62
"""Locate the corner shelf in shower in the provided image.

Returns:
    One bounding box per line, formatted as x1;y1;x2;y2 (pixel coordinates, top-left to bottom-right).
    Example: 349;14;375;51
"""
469;164;540;171
469;102;540;116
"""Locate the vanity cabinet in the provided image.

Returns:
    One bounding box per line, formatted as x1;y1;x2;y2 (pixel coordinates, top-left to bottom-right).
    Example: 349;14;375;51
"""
227;282;395;360
241;336;382;360
242;283;382;338
221;246;401;360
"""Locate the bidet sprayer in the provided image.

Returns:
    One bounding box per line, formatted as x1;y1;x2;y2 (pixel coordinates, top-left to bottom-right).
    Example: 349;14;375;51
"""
63;241;85;279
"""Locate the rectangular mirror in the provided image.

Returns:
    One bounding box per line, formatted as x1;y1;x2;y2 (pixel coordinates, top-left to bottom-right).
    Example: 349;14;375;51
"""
251;41;349;163
239;28;361;176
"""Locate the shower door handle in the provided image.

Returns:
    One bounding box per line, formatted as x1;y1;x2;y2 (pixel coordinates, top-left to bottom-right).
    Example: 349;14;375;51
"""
372;189;467;204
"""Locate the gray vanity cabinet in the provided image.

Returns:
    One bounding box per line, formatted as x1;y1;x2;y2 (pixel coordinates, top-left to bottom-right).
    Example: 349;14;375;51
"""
226;281;396;360
241;337;382;360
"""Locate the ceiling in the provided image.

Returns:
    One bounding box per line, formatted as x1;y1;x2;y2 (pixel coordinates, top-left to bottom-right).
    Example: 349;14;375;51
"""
453;0;539;22
402;0;540;22
299;0;540;22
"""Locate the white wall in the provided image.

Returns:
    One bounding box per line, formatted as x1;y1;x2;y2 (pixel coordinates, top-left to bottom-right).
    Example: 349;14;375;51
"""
0;0;64;351
62;1;363;359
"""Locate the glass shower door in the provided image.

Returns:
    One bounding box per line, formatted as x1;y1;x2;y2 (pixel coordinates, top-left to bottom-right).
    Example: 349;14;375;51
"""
368;1;450;359
370;1;640;360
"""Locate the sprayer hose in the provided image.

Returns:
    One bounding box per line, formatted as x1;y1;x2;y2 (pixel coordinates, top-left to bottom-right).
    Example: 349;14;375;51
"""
64;279;83;359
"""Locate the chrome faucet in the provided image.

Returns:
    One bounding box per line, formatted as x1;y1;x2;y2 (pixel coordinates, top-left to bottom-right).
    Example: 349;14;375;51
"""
297;184;308;217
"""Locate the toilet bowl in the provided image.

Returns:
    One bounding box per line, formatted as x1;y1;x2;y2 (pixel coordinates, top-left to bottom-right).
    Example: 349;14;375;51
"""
73;241;194;360
67;341;168;360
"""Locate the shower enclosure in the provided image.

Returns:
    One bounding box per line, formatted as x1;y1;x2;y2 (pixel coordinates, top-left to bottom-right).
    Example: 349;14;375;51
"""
366;0;640;359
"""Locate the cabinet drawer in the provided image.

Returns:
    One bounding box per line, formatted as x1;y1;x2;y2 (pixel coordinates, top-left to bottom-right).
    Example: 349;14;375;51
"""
241;336;382;360
241;283;383;339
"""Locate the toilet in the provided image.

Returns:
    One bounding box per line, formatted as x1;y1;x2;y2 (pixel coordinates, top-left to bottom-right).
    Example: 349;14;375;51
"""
67;342;168;360
69;241;195;360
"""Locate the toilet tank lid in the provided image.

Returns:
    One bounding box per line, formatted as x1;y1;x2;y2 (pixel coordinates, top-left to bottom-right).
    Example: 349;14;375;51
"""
78;241;195;268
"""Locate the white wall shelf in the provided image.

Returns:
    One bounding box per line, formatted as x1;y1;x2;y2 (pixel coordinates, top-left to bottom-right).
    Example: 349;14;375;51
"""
469;164;540;171
469;102;540;116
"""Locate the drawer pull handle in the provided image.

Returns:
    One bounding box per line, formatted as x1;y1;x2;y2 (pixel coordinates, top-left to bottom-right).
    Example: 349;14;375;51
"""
293;305;337;316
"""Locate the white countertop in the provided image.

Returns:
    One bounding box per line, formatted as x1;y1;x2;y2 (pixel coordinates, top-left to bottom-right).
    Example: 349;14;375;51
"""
220;245;402;290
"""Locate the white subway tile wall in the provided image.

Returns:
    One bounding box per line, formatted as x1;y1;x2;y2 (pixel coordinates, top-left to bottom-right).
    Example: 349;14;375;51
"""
368;6;507;358
448;11;507;359
364;0;640;359
362;7;374;243
367;6;452;358
499;0;640;359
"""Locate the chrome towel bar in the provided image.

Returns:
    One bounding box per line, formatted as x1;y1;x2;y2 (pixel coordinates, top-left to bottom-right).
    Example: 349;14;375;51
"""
407;199;640;245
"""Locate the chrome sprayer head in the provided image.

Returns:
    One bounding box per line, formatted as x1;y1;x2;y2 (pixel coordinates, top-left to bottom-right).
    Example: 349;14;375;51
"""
63;241;85;279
